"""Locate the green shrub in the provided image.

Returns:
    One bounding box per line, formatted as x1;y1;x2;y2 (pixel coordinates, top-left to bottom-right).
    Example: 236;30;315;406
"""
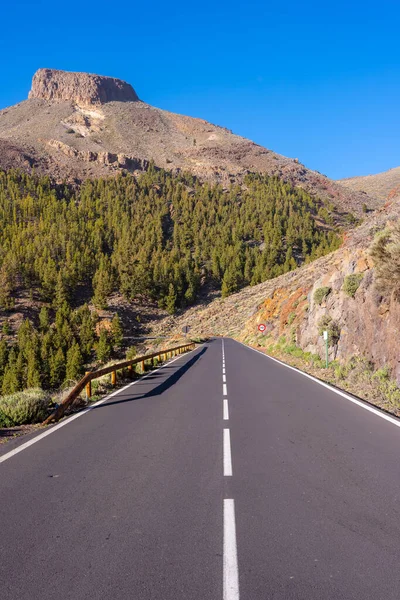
317;315;341;346
0;388;50;426
373;365;391;382
314;286;331;305
287;312;296;325
343;274;363;297
126;346;137;360
370;224;400;299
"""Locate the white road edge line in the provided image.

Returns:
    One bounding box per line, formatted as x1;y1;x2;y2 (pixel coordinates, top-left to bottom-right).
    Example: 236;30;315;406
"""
224;498;240;600
223;383;228;396
224;428;233;476
223;398;229;420
238;340;400;430
0;346;200;465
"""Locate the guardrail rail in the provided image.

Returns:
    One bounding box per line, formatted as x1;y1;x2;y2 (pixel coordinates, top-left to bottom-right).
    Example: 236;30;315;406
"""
43;342;196;425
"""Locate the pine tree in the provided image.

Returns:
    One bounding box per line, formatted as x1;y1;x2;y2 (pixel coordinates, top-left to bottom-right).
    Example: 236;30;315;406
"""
66;341;83;381
39;307;50;332
0;264;15;310
2;349;20;395
92;256;114;309
165;283;177;314
0;339;8;376
221;266;240;298
111;314;123;349
50;348;65;388
54;271;69;308
96;329;112;363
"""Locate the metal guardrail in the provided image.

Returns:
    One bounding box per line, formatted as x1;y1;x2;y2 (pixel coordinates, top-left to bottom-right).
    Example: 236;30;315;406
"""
43;342;196;425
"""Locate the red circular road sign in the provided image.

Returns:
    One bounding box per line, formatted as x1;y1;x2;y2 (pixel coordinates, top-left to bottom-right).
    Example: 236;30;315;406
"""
258;324;266;332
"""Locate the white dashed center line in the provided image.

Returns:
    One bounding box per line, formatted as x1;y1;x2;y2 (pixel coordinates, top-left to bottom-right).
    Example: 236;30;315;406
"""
224;499;240;600
223;428;233;476
223;398;229;420
223;383;228;396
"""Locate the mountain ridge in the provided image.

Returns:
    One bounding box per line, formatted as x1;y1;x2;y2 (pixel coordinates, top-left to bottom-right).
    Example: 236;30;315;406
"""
0;68;381;216
338;165;400;202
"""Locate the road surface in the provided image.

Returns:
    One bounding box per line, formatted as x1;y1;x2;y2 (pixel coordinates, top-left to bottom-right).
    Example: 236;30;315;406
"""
1;338;400;599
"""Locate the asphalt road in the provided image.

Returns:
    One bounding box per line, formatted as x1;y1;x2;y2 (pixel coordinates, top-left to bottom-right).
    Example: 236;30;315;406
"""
2;338;400;599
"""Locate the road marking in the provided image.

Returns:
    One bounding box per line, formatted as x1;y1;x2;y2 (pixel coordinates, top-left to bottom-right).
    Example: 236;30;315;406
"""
223;398;229;420
224;428;233;476
223;383;228;396
223;368;226;374
0;347;200;465
240;341;400;431
223;374;227;383
224;499;240;600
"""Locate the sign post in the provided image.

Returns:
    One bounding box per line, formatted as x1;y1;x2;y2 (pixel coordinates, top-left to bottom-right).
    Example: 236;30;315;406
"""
323;330;329;368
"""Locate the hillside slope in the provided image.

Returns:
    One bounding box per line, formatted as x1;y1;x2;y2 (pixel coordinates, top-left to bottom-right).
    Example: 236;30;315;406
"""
0;68;380;216
339;166;400;202
151;192;400;384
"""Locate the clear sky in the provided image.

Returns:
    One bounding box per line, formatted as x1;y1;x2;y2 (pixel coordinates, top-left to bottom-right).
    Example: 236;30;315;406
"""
0;0;399;179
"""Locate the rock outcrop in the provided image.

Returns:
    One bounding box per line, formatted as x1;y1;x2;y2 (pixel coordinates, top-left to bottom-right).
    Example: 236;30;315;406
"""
29;68;139;106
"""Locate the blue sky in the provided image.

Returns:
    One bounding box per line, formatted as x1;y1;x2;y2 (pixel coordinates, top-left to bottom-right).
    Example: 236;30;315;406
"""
0;0;399;179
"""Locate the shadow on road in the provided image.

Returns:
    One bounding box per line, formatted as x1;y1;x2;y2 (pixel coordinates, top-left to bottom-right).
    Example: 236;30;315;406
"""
94;347;208;409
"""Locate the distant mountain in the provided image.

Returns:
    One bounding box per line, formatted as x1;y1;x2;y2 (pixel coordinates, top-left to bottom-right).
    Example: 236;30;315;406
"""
0;68;381;216
338;166;400;203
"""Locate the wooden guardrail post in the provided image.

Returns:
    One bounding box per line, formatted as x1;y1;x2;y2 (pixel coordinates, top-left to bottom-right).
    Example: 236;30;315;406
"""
111;370;117;387
85;372;91;399
141;360;145;373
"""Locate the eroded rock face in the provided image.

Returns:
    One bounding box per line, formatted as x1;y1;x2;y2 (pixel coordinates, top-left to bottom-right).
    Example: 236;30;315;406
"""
29;69;139;106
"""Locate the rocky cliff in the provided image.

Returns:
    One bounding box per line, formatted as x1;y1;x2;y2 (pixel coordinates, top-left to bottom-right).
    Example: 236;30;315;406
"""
28;68;139;106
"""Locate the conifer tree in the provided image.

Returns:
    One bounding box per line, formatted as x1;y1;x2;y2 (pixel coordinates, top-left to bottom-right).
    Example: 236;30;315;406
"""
54;271;69;309
96;329;112;363
111;314;123;349
166;283;177;314
39;307;50;332
66;341;83;381
50;348;65;388
92;255;114;309
2;349;20;395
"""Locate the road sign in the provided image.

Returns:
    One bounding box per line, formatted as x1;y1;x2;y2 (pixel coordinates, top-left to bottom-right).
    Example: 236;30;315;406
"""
258;324;266;332
323;330;328;341
182;325;190;334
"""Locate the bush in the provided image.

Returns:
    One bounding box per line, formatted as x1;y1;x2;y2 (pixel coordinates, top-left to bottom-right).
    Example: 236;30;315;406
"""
370;224;400;299
317;315;341;346
0;388;50;426
343;274;363;298
314;286;331;305
126;346;137;360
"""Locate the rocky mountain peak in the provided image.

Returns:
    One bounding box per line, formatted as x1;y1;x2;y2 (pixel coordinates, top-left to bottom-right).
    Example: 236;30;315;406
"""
28;68;140;106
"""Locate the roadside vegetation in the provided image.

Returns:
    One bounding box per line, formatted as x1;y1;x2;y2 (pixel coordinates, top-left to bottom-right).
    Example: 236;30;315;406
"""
246;335;400;417
370;222;400;299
